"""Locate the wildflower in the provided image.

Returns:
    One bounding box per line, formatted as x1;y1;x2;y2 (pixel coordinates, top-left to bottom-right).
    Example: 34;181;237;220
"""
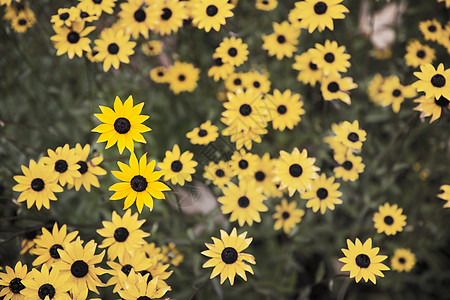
320;73;357;105
153;0;187;35
404;40;436;68
192;0;234;32
333;152;365;182
373;203;407;236
310;40;351;74
391;249;416;272
414;95;450;123
203;161;233;188
186;121;219;145
301;174;343;214
262;21;300;60
159;144;198;186
0;261;31;300
94;28;136;72
21;264;71;299
294;0;349;33
293;50;323;86
380;75;416;113
215;37;249;67
167;61;200;94
413;63;450;100
273;199;305;234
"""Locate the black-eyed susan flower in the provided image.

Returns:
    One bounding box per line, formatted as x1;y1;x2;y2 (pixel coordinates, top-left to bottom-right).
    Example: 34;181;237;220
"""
161;242;184;267
92;95;151;154
339;238;389;284
110;153;169;212
192;0;234;32
215;36;249;67
301;174;342;214
77;6;99;22
78;0;117;16
256;0;277;11
202;228;255;285
391;248;416;272
105;251;152;292
142;241;164;262
333;153;365;182
438;184;450;208
419;19;443;42
50;7;80;28
153;0;187;35
218;180;268;226
380;75;416;113
310;40;351;74
186;120;219;145
167;61;200;94
11;9;35;33
140;257;172;290
203;160;233;188
265;89;304;131
118;0;159;39
13;159;63;210
321;73;357;105
0;261;30;300
332;120;367;151
221;89;266;131
373;203;407;236
94;27;136;72
150;66;169;83
97;209;150;261
414;95;450;123
159;144;198;186
222;123;268;150
229;149;258;180
21;264;71;300
413;63;450;100
208;56;235;82
243;71;271;94
67;144;106;192
142;40;163;56
117;272;170;300
404;40;436;68
274;147;319;197
262;21;300;60
224;72;246;92
295;0;348;33
249;153;280;197
30;223;79;268
41;144;81;187
273;199;305;234
56;239;105;299
293;50;323;86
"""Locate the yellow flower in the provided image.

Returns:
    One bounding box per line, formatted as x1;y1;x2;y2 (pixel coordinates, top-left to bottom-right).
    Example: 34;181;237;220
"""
167;61;200;94
265;89;305;131
215;36;249;67
0;261;31;300
404;40;436;68
301;174;342;214
294;0;349;33
373;203;407;236
391;248;416;272
333;152;365;182
320;73;357;105
262;21;300;60
413;63;450;100
203;160;233;188
186;120;219;145
21;264;71;300
159;144;198;186
293;50;323;86
310;40;351;75
273;199;305;234
192;0;234;32
50;21;94;59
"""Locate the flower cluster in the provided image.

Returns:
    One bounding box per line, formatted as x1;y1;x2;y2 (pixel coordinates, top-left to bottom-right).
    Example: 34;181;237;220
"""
2;1;36;33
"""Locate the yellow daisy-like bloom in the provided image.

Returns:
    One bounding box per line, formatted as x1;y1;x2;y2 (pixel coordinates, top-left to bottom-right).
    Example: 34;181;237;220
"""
202;228;256;285
301;174;342;214
373;203;407;236
391;248;416;273
380;75;417;113
97;209;150;261
224;72;246;92
208;56;235;82
11;9;36;33
221;89;266;131
262;21;300;60
118;0;160;39
243;71;271;94
367;73;385;105
0;261;30;300
414;95;450;123
274;147;320;197
404;40;436;68
105;251;152;292
222;123;268;151
94;28;136;72
153;0;187;35
150;66;169;83
92;95;151;154
30;223;79;268
192;0;234;32
161;242;184;267
159;144;198;186
273;199;305;234
142;40;163;56
229;149;258;180
55;239;105;299
215;36;249;67
203;160;233;188
67;144;106;192
167;61;200;94
419;19;443;42
117;272;170;300
186;120;219;145
331;120;367;151
438;184;450;208
310;40;351;75
21;264;71;300
110;152;169;212
265;89;305;131
256;0;277;11
248;153;280;197
293;50;323;86
413;63;450;100
50;7;80;28
333;153;364;182
12;159;63;210
141;257;173;290
218;180;268;227
295;0;348;33
41;144;81;187
78;0;117;16
321;73;357;105
339;238;390;284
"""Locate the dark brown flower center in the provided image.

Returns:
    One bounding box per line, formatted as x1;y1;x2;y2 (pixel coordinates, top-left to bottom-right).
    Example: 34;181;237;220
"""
130;175;148;192
9;277;25;294
121;264;133;275
31;178;45;191
114;117;131;134
238;196;250;208
49;244;63;259
71;260;89;278
282;211;290;219
239;104;252;116
398;257;406;264
316;188;328;199
277;35;286;44
178;74;186;81
114;227;129;242
435;96;450;107
206;5;218;16
327;82;339;93
416;50;425;58
324;52;335;63
107;43;119;55
431;74;446;88
228;47;238;57
238;159;248;170
38;284;55;300
309;62;318;70
67;31;80;44
161;8;172;20
255;171;265;181
342;161;353;170
355;254;371;268
277;105;287;114
289;163;302;177
347;132;359;142
54;160;68;173
384;215;394;225
221;247;238;264
134;8;146;22
77;161;88;174
215;169;225;177
59;12;69;20
171;160;183;172
392;89;401;97
314;1;328;15
198;129;207;137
